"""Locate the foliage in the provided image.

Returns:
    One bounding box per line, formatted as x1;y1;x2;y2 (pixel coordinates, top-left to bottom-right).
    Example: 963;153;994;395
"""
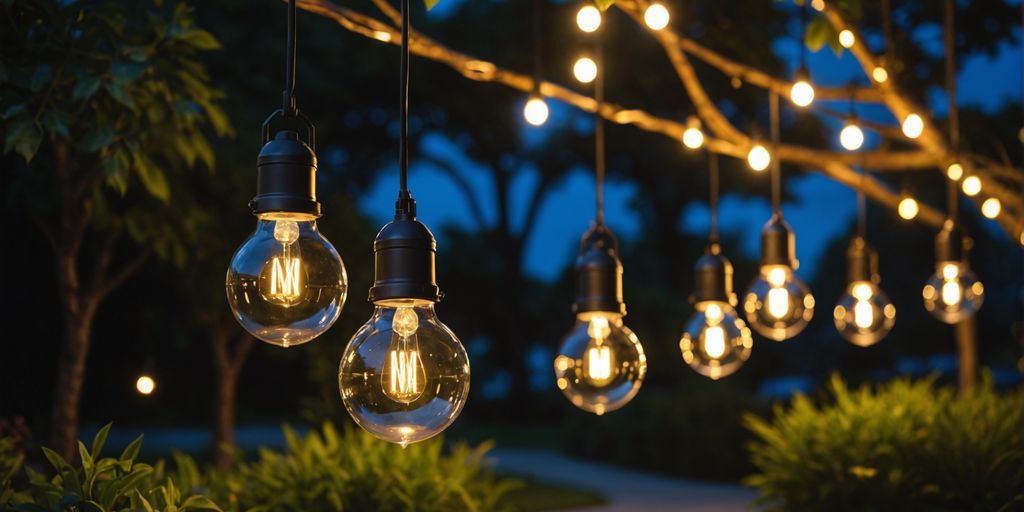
207;422;519;512
744;374;1024;512
0;424;222;512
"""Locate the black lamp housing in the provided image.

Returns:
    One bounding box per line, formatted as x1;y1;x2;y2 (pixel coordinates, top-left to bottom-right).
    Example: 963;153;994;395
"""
759;212;798;269
846;236;879;284
573;223;626;316
250;120;320;217
690;243;736;305
368;198;442;304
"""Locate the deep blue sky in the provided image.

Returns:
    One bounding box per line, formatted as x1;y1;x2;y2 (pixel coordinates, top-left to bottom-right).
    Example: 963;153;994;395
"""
359;3;1021;282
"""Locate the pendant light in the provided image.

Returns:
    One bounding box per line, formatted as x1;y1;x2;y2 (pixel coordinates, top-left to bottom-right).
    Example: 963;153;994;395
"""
522;0;549;126
680;154;753;380
226;0;347;348
833;148;896;346
338;0;470;447
789;2;815;108
554;22;646;416
923;0;984;323
742;92;814;341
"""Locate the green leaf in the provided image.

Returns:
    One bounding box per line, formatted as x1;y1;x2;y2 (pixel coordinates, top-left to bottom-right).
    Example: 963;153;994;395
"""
132;152;170;203
111;62;145;83
176;29;221;50
30;65;53;92
180;495;222;511
424;0;440;9
42;110;71;139
3;115;31;153
79;126;116;152
14;124;42;163
593;0;615;11
72;75;103;100
40;447;67;472
104;82;136;109
2;103;26;119
90;423;112;460
119;435;144;471
78;442;94;474
804;16;833;52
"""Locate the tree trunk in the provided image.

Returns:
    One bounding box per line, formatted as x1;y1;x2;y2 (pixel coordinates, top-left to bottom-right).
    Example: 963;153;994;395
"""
49;268;96;460
211;318;254;470
213;369;237;470
955;315;977;395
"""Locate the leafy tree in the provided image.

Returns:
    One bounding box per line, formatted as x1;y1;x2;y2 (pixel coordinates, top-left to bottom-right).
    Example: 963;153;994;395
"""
0;0;231;459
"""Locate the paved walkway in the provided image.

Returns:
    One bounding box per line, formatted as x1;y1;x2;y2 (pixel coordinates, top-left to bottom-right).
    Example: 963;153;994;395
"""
490;449;759;512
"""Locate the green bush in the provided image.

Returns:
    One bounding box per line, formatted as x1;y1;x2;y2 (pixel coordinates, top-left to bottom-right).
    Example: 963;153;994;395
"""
209;422;519;512
745;374;1024;512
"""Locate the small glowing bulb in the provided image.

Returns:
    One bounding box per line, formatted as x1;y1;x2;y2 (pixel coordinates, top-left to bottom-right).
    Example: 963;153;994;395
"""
981;198;1001;218
576;5;602;33
946;163;963;181
898;196;919;220
747;144;770;172
384;307;426;404
644;3;670;30
790;80;815;108
811;0;825;11
961;176;981;196
872;66;889;83
902;113;924;139
839;123;864;151
682;116;704;149
523;96;549;126
838;29;855;48
573;57;597;83
135;375;155;395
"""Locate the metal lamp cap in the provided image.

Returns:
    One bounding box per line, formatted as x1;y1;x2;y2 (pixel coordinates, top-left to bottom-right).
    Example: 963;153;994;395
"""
573;223;626;316
250;130;320;216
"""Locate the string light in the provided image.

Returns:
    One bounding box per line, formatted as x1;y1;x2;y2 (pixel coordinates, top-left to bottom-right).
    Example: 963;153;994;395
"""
946;162;963;180
961;175;981;196
981;198;1001;218
872;66;888;83
897;195;919;220
682;116;704;149
576;5;601;33
644;3;670;30
523;95;549;126
839;121;864;151
573;56;597;83
810;0;825;11
790;72;815;108
747;144;770;172
135;375;156;395
901;113;924;139
838;29;855;48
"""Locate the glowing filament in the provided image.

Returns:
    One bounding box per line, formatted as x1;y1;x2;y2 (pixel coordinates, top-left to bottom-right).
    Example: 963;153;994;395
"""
388;350;420;400
703;326;726;359
268;257;302;300
941;281;961;306
853;301;873;329
586;346;612;382
767;287;790;319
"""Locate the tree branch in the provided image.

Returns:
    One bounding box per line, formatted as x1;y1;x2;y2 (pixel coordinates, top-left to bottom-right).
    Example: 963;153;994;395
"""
88;247;151;303
420;153;489;231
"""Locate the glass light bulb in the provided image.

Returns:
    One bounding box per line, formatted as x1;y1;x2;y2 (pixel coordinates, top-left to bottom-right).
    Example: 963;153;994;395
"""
981;198;1001;219
922;262;984;323
135;375;155;395
680;301;753;380
747;144;770;171
872;66;888;83
838;29;855;48
839;123;864;151
743;265;814;341
902;113;924;139
573;57;597;83
523;96;549;126
226;214;347;347
576;5;602;33
946;163;963;181
810;0;825;11
834;281;895;347
790;80;815;107
339;302;470;447
682;127;704;149
644;3;670;30
961;176;981;196
554;312;646;416
898;196;919;220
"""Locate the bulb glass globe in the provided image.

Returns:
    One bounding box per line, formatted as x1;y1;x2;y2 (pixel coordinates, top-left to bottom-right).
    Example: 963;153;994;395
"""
339;301;470;447
790;80;815;107
902;113;924;139
573;57;598;84
834;281;895;347
523;97;549;126
946;163;963;181
981;198;1001;219
644;3;670;30
747;144;770;172
838;29;856;48
898;196;919;220
872;66;889;83
680;301;753;380
743;265;814;341
576;5;602;33
227;214;347;347
922;262;984;323
135;375;155;395
961;176;981;196
554;312;646;416
839;123;864;151
683;127;704;149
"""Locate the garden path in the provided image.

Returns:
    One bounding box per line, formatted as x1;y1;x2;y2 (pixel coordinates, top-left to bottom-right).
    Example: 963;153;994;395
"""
490;449;759;512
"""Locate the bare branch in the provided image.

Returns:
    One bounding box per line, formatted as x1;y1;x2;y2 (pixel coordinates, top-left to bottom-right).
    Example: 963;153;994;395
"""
89;247;151;302
420;153;489;230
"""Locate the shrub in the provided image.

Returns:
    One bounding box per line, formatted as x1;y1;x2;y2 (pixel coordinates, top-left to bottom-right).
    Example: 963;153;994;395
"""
209;422;519;512
744;374;1024;512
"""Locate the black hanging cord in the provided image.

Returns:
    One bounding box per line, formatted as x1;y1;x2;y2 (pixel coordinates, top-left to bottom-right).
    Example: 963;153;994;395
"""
283;0;297;116
881;0;892;63
709;152;719;244
594;33;606;225
798;2;808;70
943;0;958;221
769;91;781;214
857;162;867;239
397;0;414;214
532;0;543;94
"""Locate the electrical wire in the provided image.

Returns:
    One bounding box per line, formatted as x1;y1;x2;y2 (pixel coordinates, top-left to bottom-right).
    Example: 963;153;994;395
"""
943;0;958;221
532;0;542;94
284;0;297;116
594;30;605;225
397;0;412;211
709;152;719;244
769;91;781;214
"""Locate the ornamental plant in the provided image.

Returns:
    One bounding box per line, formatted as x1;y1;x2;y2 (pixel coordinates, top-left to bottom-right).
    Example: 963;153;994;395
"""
744;374;1024;511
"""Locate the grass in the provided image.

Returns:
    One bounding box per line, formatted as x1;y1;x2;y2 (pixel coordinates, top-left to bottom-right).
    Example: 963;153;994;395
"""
499;476;607;512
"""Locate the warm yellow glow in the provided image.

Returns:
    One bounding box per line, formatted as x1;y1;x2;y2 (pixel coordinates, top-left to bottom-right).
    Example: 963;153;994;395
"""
135;375;155;395
853;300;873;329
790;80;815;107
573;57;597;83
872;66;889;83
941;280;961;306
942;263;959;280
703;326;726;359
269;257;301;300
901;113;924;139
747;144;770;171
372;30;392;42
705;303;723;323
838;29;855;48
385;307;425;404
839;123;864;151
643;3;670;30
682;116;704;149
587;315;611;340
810;0;825;11
393;306;419;337
576;5;602;33
767;267;788;287
898;196;919;220
981;198;1001;219
586;345;613;381
852;282;873;301
388;350;421;400
523;97;549;126
961;176;981;196
767;288;790;319
946;163;963;181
